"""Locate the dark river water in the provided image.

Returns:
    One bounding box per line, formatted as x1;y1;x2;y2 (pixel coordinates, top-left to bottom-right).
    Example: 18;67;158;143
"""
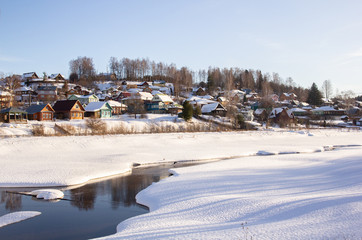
0;165;173;240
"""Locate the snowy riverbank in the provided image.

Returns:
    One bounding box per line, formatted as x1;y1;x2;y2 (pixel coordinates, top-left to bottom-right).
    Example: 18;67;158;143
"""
1;129;361;239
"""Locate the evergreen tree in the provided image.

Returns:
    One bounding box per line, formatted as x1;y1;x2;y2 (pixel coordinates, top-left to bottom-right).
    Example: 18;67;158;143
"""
307;83;323;106
182;101;193;121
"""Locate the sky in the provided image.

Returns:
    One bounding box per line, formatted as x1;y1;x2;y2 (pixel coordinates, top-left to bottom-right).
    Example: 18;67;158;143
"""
1;0;362;95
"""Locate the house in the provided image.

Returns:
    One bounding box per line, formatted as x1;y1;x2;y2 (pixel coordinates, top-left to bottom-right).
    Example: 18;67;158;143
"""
26;103;54;121
311;106;346;120
0;107;28;123
49;73;65;81
22;72;39;81
68;94;99;106
14;86;37;104
36;86;57;102
254;108;268;122
0;90;12;109
137;81;150;89
84;102;112;118
194;87;206;96
279;92;297;101
269;108;294;126
152;94;174;105
107;100;127;115
53;100;85;120
201;102;227;116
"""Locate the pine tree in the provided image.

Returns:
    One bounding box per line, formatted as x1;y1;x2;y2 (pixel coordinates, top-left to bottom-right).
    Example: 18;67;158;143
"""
307;83;323;106
182;101;193;121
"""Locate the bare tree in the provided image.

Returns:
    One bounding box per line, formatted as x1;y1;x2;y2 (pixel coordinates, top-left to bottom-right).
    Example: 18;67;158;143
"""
321;79;333;100
69;56;95;79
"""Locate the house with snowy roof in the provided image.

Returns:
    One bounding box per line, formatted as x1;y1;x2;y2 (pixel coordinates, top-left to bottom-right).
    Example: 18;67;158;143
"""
0;90;12;109
49;73;66;81
269;107;294;126
26;103;54;121
201;102;227;116
279;92;297;102
107;100;127;115
311;106;346;120
22;72;39;81
68;94;99;106
84;102;112;118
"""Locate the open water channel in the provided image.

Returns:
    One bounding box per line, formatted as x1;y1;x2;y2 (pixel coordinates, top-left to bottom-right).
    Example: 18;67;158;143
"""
0;164;178;240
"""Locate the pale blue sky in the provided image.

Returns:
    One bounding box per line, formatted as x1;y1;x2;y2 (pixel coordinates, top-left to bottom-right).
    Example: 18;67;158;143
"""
1;0;362;95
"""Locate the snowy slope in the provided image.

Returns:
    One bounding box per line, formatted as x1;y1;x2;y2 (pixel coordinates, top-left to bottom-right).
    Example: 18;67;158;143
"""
98;146;362;240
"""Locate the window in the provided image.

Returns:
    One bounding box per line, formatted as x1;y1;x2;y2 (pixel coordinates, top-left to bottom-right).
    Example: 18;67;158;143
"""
72;113;74;117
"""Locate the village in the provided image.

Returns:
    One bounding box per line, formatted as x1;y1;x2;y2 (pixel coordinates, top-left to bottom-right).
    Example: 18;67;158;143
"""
0;71;362;135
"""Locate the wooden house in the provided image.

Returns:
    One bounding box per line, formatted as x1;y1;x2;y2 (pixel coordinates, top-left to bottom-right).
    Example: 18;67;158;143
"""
0;90;12;109
201;102;227;116
26;103;55;121
84;102;112;118
53;100;85;120
107;100;127;115
36;86;57;102
68;94;99;106
49;73;66;81
0;107;28;123
269;108;294;126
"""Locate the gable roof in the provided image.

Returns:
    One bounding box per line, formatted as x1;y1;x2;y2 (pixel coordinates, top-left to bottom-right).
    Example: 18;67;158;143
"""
26;104;54;114
201;102;226;113
84;102;112;112
53;100;85;112
153;94;173;103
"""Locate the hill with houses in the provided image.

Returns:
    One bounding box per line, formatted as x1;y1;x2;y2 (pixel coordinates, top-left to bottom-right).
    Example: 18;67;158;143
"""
0;71;362;132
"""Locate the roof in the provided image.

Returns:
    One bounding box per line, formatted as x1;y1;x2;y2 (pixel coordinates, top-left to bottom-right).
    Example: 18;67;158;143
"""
37;86;57;91
254;108;266;115
312;106;336;112
153;94;173;103
53;100;84;112
15;86;32;92
0;90;11;96
49;73;65;79
0;107;27;114
201;102;226;113
84;102;112;112
107;100;127;108
22;72;38;78
26;104;54;114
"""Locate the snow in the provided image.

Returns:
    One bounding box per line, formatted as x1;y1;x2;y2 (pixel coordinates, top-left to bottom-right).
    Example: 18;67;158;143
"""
98;145;362;240
84;102;111;111
0;126;362;238
30;189;64;200
0;211;41;228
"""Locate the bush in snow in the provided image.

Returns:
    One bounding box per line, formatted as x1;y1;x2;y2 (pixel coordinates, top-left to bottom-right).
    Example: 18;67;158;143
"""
86;117;107;135
32;124;45;136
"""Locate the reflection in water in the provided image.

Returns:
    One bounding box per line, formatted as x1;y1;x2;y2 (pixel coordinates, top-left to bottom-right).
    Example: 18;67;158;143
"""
67;167;170;211
1;191;22;211
0;165;175;240
70;184;97;210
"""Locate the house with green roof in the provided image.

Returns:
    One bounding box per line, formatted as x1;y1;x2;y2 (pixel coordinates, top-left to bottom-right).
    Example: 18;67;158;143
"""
0;107;28;123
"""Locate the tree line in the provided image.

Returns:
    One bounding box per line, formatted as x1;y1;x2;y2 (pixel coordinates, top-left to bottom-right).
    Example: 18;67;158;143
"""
68;56;311;100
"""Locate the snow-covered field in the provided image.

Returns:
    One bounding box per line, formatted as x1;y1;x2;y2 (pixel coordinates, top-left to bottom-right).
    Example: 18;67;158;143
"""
0;128;361;239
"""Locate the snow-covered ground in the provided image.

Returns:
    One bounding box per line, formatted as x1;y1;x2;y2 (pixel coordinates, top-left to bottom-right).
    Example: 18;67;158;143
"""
0;128;361;239
0;212;41;228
